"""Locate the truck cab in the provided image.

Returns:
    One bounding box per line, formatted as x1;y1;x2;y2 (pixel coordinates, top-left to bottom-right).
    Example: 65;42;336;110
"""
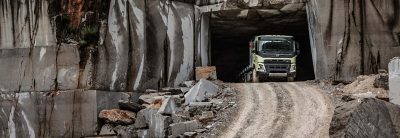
250;35;299;82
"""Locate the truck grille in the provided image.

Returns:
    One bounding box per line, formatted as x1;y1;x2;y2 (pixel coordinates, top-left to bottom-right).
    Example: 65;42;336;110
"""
264;59;291;64
265;64;290;73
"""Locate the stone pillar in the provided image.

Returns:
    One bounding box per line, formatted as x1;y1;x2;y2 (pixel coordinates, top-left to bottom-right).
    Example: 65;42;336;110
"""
389;57;400;105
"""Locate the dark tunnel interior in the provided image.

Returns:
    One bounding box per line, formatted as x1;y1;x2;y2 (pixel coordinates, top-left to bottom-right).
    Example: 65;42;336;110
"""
209;10;315;82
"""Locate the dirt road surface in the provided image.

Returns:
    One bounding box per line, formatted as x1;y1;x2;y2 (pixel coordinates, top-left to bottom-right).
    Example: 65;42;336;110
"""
220;82;334;138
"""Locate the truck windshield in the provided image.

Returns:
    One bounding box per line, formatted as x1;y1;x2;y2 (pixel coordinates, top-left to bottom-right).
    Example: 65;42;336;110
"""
258;38;294;54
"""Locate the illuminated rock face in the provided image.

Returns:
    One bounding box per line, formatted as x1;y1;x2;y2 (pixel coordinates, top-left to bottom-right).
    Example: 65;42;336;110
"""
307;0;400;82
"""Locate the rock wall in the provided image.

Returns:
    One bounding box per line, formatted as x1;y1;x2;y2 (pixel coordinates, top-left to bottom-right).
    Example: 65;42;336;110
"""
0;0;210;137
307;0;400;82
93;0;203;91
0;90;132;137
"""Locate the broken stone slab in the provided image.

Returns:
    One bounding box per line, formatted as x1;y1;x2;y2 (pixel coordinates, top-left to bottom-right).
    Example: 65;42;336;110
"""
160;87;183;95
183;132;197;138
134;108;172;137
280;3;305;14
148;113;173;138
348;92;377;99
195;66;217;80
187;102;213;116
113;125;137;138
172;111;191;123
180;81;195;88
99;124;116;135
158;96;178;115
138;92;181;105
210;99;223;105
137;129;149;138
374;70;389;90
134;108;159;129
389;57;400;105
139;94;164;105
197;111;214;124
169;120;202;137
184;79;219;104
99;109;136;125
118;100;145;112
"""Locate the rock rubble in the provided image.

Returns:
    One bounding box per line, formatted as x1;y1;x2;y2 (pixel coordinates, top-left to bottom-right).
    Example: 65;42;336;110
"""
95;79;239;137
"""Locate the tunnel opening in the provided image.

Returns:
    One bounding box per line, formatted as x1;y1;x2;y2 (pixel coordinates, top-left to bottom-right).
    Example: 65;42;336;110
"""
209;9;315;82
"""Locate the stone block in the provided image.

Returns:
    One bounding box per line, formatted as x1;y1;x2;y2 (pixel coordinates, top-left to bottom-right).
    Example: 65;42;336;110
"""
118;100;145;112
195;66;217;80
171;111;191;123
158;96;178;115
188;102;212;116
197;111;214;123
184;79;219;104
160;87;183;95
137;129;150;138
99;124;117;135
113;125;137;138
0;90;97;137
148;113;172;138
0;47;58;92
57;44;80;90
139;93;167;104
134;108;159;129
99;109;136;125
389;57;400;105
169;120;202;137
374;69;389;90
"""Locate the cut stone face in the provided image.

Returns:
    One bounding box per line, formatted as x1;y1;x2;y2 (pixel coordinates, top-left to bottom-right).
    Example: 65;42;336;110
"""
184;79;219;104
389;57;400;105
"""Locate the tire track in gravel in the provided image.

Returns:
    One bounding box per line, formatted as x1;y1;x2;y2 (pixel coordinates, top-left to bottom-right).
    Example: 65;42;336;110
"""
220;82;333;138
268;83;294;138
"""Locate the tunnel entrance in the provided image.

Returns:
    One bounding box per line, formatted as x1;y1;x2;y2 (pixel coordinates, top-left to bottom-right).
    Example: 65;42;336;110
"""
209;9;315;82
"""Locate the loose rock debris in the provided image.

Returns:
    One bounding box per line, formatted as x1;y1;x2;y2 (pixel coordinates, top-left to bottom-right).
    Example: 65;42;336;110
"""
95;79;239;137
311;73;400;138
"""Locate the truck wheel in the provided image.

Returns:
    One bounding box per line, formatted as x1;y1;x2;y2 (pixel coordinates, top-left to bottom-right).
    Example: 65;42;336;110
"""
287;77;294;82
252;70;259;83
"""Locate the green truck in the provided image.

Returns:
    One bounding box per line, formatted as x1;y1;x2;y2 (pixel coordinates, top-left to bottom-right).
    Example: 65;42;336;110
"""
248;35;300;82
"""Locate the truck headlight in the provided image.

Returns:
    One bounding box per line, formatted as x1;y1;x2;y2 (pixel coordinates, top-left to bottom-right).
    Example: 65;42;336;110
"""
258;64;265;71
290;65;296;72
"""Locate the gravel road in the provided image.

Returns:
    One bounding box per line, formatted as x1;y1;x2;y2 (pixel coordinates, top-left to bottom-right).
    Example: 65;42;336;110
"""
220;82;334;138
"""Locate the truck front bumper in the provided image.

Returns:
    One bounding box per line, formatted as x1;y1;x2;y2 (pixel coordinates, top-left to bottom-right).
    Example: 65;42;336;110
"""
257;71;296;78
256;63;296;78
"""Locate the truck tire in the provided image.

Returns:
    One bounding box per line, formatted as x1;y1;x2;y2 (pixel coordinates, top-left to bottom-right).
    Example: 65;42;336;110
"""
287;77;294;82
252;69;259;83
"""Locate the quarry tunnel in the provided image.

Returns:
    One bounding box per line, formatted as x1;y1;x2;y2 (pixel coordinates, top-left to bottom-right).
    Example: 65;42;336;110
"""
209;8;315;82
